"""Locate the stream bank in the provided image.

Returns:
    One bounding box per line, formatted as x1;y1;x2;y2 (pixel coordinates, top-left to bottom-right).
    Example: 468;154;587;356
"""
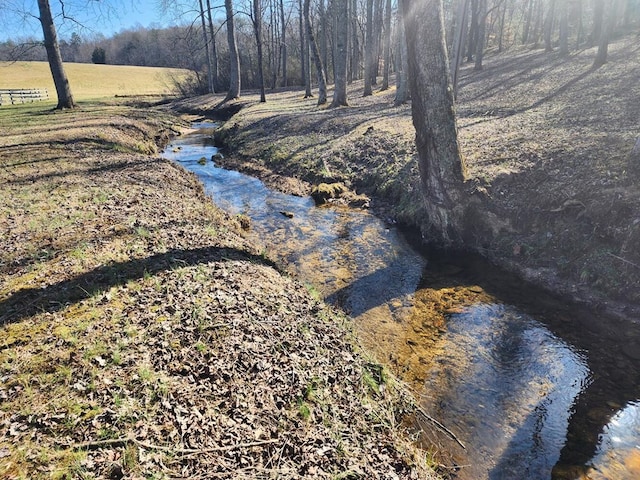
0;104;438;479
173;33;640;323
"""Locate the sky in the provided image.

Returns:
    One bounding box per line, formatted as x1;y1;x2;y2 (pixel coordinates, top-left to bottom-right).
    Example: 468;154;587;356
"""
0;0;181;42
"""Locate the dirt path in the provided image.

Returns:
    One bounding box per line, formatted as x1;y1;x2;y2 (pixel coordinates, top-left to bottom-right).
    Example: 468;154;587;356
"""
188;34;640;321
0;104;437;479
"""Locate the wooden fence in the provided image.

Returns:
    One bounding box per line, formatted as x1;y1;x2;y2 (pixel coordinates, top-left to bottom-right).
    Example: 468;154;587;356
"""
0;88;49;106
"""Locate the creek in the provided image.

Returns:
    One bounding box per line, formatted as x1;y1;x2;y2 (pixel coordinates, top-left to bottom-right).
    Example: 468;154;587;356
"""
162;123;640;480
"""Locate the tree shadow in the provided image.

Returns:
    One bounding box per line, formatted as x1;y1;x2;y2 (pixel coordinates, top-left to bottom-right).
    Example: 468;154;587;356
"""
0;246;277;326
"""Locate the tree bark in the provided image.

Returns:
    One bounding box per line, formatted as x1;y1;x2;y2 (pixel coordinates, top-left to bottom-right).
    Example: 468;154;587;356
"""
37;0;75;109
394;0;409;105
252;0;266;102
451;0;469;96
198;0;214;93
305;0;328;104
590;0;605;47
593;0;615;67
559;0;569;55
330;0;349;107
280;0;288;87
381;0;391;90
363;0;374;95
225;0;241;100
474;0;486;70
404;0;468;245
544;0;556;52
206;0;220;92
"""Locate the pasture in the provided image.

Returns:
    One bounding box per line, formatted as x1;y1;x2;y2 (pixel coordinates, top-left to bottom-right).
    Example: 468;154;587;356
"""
0;61;191;103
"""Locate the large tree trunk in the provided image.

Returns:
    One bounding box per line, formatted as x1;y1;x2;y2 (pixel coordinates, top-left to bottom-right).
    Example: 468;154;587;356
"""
363;0;374;95
300;0;312;97
253;0;266;102
37;0;75;109
593;0;615;67
330;0;349;107
225;0;241;100
305;0;328;104
522;0;534;43
404;0;468;245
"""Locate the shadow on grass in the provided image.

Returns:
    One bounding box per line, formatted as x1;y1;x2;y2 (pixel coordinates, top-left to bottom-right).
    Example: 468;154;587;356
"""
0;246;277;326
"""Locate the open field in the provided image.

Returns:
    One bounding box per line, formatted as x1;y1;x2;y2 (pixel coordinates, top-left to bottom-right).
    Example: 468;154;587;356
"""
0;61;191;103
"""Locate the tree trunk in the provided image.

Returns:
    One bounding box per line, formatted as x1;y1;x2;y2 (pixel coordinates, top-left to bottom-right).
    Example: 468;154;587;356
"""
559;0;569;55
198;0;214;94
590;0;605;47
474;0;486;70
522;0;534;44
363;0;374;95
372;0;384;83
225;0;241;100
381;0;391;90
300;0;312;96
253;0;266;102
349;0;359;82
206;0;220;92
37;0;75;109
544;0;556;52
593;0;615;67
404;0;468;245
319;0;329;82
394;0;409;105
330;0;349;107
498;1;507;52
451;0;469;96
305;0;328;104
466;0;479;62
280;0;288;87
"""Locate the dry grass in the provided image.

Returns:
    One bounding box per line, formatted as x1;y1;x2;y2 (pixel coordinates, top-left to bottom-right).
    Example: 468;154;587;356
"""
0;61;191;102
0;103;439;479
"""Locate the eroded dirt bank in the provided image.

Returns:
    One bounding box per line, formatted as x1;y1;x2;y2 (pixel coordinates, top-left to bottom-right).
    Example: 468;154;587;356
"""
177;34;640;321
0;104;437;478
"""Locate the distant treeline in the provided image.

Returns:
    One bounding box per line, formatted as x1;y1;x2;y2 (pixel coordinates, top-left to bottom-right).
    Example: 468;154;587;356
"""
1;0;639;95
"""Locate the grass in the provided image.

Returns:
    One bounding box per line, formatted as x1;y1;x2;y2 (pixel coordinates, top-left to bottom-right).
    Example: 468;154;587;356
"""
0;61;192;102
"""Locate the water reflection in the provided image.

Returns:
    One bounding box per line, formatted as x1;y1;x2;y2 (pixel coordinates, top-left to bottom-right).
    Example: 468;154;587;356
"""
163;126;640;480
418;303;590;479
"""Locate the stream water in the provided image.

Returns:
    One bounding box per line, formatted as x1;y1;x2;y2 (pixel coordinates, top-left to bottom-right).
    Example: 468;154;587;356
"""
162;123;640;480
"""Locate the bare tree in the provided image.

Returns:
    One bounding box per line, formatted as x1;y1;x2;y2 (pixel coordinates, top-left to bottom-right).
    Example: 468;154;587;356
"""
37;0;75;109
394;0;409;105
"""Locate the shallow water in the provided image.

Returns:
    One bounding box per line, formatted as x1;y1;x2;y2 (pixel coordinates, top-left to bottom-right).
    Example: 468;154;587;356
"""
163;124;640;480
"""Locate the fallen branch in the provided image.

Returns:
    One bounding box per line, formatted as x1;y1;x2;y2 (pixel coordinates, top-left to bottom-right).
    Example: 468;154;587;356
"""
414;405;466;450
607;252;640;270
61;435;279;455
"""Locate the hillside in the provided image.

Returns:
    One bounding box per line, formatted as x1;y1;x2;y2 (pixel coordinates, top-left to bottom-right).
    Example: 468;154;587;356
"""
0;61;190;102
188;33;640;319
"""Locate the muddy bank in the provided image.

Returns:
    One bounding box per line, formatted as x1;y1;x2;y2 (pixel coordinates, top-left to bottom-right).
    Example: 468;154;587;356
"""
174;35;640;322
0;104;438;479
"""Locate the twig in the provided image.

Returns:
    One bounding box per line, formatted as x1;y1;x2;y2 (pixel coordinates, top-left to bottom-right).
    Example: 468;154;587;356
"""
607;252;640;270
414;406;466;450
61;436;279;455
